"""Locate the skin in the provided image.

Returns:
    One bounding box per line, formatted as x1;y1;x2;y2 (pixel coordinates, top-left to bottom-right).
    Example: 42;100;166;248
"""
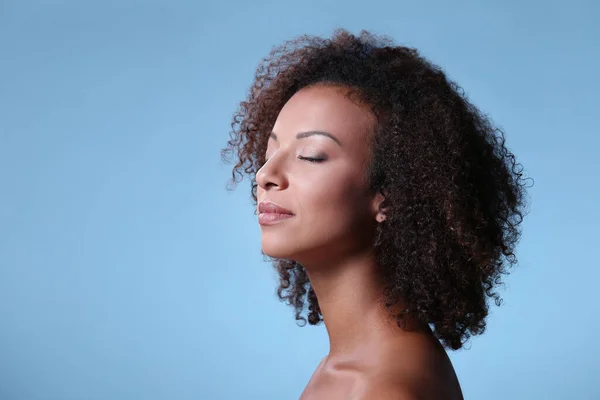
256;85;464;400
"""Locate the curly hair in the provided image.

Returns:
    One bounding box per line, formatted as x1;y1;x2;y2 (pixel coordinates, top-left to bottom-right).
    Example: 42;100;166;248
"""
222;29;528;350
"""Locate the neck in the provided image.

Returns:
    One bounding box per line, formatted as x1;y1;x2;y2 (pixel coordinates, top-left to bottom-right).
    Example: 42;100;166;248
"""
304;248;425;361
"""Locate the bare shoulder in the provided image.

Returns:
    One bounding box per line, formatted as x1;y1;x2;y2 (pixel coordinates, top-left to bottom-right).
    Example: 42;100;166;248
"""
354;380;417;400
353;356;464;400
355;376;461;400
353;335;464;400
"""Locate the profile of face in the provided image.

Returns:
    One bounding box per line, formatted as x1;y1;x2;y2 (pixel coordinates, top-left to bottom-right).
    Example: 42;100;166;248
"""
256;85;385;266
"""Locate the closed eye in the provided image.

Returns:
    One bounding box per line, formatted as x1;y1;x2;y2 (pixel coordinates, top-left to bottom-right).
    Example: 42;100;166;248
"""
259;155;326;168
298;155;327;163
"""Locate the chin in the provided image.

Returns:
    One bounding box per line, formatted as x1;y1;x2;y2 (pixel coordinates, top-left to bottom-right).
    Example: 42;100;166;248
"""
260;239;297;260
261;236;332;266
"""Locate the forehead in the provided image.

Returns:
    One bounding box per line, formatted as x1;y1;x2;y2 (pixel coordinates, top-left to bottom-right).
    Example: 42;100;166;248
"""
272;85;376;146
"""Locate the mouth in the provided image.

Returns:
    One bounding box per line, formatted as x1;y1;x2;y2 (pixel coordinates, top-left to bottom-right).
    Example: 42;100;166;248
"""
258;201;295;226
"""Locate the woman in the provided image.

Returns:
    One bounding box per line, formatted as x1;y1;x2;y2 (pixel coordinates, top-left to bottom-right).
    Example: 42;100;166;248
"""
222;29;527;399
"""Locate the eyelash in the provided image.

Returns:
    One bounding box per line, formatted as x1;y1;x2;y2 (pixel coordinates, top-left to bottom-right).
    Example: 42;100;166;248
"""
297;156;326;163
261;156;326;167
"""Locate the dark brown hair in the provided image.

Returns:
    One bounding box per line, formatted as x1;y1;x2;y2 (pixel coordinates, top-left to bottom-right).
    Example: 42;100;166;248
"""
222;29;529;350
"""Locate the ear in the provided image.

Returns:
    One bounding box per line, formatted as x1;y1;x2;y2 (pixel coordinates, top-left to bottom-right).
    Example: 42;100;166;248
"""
372;190;388;223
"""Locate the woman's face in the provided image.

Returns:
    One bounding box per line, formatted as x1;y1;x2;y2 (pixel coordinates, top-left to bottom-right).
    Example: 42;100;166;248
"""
256;85;382;265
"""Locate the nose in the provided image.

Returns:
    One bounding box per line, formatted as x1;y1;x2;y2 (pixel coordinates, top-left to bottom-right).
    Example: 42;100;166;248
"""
256;153;288;191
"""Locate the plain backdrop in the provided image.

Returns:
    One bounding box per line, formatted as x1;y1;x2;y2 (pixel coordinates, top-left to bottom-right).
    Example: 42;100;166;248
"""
1;1;599;399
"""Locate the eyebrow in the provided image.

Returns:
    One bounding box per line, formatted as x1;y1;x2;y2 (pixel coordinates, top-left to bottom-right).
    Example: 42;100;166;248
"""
269;131;342;146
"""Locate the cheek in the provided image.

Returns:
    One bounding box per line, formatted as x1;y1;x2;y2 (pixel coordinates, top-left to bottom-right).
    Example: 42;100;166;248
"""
298;174;369;230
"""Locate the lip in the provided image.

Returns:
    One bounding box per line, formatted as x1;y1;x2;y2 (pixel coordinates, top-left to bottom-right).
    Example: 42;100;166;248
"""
258;201;295;226
258;201;294;215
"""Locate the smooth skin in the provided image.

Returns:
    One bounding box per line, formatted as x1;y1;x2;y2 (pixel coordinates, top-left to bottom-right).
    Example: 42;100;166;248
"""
256;85;464;400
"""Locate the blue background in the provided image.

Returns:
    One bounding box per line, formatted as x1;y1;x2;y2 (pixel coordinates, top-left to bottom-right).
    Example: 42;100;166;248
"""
1;1;599;399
